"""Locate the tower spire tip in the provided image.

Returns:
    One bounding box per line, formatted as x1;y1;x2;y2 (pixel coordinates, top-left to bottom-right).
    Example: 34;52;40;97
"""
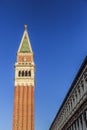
24;24;28;31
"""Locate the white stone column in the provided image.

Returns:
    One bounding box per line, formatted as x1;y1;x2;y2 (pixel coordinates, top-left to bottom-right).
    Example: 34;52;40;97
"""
76;120;79;130
80;85;83;99
72;96;75;109
79;117;82;130
78;86;81;103
84;78;87;93
73;123;75;130
74;94;77;107
82;114;87;130
84;110;87;130
76;90;78;103
70;125;73;130
83;78;86;92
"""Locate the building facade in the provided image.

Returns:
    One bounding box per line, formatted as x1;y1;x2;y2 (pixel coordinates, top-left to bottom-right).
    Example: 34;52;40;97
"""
12;25;35;130
50;57;87;130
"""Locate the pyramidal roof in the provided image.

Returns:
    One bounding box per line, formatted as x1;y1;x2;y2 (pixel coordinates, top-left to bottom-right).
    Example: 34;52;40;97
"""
18;25;32;53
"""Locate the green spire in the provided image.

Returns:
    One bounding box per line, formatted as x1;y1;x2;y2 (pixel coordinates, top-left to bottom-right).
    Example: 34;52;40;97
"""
20;36;31;53
18;25;32;53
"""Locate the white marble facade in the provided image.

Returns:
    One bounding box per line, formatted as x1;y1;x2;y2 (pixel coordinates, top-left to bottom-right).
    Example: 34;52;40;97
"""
50;57;87;130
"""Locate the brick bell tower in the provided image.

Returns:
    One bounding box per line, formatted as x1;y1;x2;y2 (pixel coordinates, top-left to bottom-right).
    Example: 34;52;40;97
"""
12;25;35;130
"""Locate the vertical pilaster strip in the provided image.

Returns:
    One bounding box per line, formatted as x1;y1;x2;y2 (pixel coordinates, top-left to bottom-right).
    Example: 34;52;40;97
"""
13;86;19;130
26;86;28;130
28;86;31;130
18;86;23;130
22;86;24;130
12;87;16;130
31;86;34;130
23;86;27;130
17;86;20;130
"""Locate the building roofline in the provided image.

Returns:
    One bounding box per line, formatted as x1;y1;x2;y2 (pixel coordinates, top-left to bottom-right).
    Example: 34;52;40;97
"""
49;56;87;129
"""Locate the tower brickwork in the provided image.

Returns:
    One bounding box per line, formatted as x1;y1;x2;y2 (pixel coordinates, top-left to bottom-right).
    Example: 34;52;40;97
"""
12;25;35;130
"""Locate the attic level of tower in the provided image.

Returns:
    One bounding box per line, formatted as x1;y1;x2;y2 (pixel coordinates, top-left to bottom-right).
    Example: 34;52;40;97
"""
17;53;34;62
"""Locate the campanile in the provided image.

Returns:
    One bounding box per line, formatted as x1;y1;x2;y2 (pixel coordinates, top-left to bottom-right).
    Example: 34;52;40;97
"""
12;25;35;130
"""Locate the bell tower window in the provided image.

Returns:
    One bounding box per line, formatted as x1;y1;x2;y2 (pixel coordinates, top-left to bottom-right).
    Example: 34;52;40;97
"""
25;71;27;76
18;71;22;77
28;71;31;77
22;71;24;76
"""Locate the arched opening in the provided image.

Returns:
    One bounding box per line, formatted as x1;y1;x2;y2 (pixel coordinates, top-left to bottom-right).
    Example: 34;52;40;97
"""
28;71;31;77
22;71;24;76
25;71;27;76
18;71;22;77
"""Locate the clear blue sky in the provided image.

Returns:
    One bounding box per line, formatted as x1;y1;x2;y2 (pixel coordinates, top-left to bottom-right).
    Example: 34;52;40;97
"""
0;0;87;130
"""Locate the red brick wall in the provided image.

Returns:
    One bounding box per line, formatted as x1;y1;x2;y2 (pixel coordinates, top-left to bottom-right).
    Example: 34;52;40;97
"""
12;86;34;130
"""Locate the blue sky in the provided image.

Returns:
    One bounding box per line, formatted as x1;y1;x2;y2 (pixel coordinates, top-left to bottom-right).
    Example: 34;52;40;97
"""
0;0;87;130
